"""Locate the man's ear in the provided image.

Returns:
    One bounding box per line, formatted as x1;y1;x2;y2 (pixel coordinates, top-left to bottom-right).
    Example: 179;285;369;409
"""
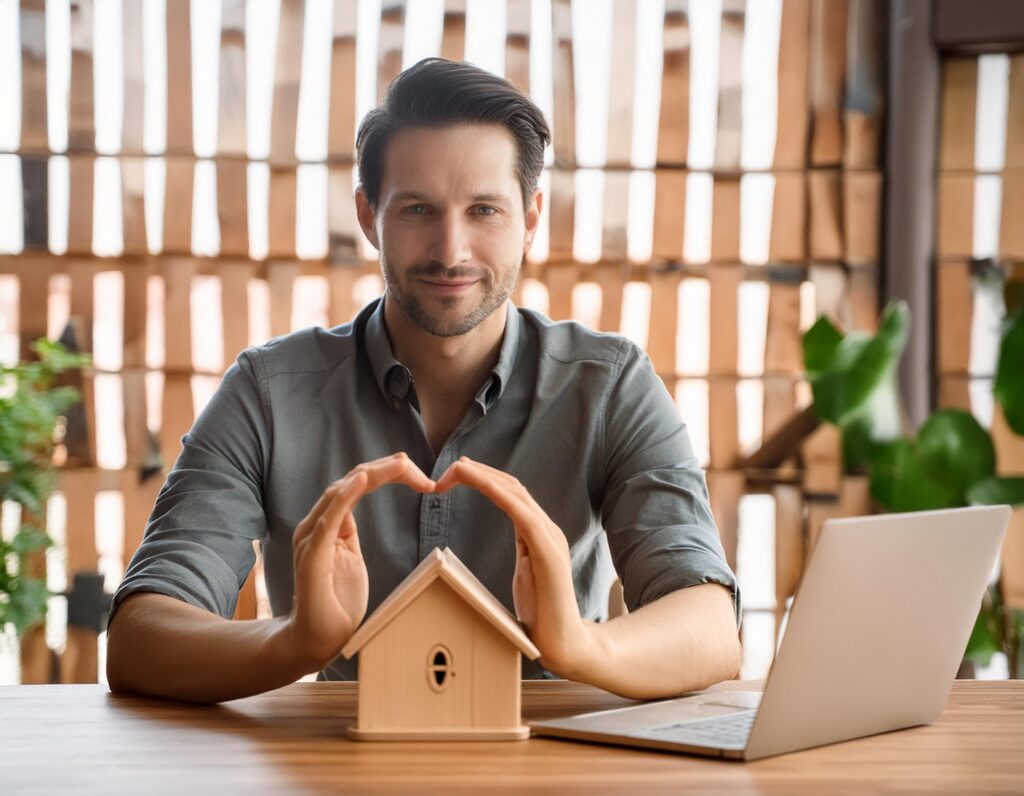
355;187;380;250
523;190;543;256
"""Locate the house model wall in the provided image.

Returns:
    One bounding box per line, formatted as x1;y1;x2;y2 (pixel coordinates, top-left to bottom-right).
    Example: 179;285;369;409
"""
342;547;541;740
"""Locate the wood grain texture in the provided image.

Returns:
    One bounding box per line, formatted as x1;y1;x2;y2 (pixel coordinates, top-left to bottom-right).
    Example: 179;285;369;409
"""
378;1;406;103
1000;172;1024;259
67;156;94;255
551;0;576;167
842;171;881;265
270;0;305;164
163;157;195;254
217;161;249;257
19;0;48;152
657;1;690;166
808;169;842;261
166;0;193;154
59;469;99;684
842;0;884;169
936;261;972;376
652;169;686;260
715;0;745;171
505;0;531;94
1007;54;1024;169
545;263;577;322
122;0;145;154
646;270;681;384
592;263;627;333
939;57;977;172
328;166;358;259
328;0;358;158
808;0;848;166
121;158;148;255
68;0;95;152
218;0;247;157
710;179;741;263
548;170;575;263
774;0;811;169
2;681;1022;793
768;172;806;263
267;169;297;259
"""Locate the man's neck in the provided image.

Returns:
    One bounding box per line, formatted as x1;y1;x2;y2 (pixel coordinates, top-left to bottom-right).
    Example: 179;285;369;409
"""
382;292;507;404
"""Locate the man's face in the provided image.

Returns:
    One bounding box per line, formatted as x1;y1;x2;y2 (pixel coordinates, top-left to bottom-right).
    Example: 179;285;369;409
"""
356;124;542;338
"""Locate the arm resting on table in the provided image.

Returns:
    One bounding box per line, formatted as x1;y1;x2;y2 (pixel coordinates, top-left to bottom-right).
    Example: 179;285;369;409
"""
567;582;741;700
106;592;319;704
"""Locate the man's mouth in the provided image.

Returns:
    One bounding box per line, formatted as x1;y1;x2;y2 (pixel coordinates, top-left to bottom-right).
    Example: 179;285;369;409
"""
419;278;479;294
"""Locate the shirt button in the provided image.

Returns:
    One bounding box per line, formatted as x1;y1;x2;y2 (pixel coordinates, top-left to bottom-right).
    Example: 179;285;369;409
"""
430;497;441;509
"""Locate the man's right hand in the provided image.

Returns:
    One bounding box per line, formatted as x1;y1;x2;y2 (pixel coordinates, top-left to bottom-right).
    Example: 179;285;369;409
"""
286;452;436;673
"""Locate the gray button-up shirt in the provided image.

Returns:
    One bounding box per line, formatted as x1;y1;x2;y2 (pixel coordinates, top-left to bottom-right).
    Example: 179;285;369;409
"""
111;297;739;679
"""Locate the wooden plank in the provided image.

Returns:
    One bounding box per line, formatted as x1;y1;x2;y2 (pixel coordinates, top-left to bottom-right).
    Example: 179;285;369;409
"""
17;502;50;684
268;169;298;259
657;1;690;166
710;178;741;263
544;264;577;322
328;0;359;159
842;170;882;264
378;1;406;103
936;261;972;375
802;422;843;496
646;270;681;383
548;170;575;263
847;265;878;332
936;175;974;259
270;0;305;164
706;469;744;571
20;155;48;250
67;156;94;256
17;264;51;361
122;0;145;154
219;261;252;366
217;161;249;257
161;259;196;464
768;172;806;263
773;484;804;640
551;0;576;167
651;170;686;261
122;262;149;465
606;0;636;167
328;166;358;260
938;57;977;171
764;278;802;374
708;265;741;375
715;0;745;170
843;0;885;168
20;0;48;151
163;157;195;254
441;0;467;62
328;266;360;326
218;0;247;156
937;375;972;412
708;380;740;470
68;0;95;152
166;0;193;154
268;261;300;338
505;0;531;93
592;263;627;333
774;0;812;169
762;376;798;455
808;169;842;261
601;172;630;262
808;0;848;166
59;470;98;684
68;261;98;466
1007;55;1024;169
1000;172;1024;259
120;157;147;255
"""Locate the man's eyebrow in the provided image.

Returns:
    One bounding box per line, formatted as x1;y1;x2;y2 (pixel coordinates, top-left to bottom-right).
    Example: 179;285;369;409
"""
390;191;514;204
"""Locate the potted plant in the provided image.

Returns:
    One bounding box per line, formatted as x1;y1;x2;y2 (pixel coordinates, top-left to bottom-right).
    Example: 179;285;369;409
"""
0;339;90;642
801;268;1024;675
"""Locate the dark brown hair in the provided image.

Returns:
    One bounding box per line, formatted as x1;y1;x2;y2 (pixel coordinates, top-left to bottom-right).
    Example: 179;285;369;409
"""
356;58;551;211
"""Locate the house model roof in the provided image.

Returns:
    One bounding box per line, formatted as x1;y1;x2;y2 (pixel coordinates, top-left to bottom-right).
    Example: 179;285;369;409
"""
341;547;541;660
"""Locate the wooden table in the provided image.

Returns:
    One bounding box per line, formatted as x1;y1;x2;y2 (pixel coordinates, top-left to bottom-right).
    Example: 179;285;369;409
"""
2;680;1022;794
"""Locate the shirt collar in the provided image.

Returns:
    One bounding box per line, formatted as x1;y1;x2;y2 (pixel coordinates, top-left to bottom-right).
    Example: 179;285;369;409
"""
363;296;521;412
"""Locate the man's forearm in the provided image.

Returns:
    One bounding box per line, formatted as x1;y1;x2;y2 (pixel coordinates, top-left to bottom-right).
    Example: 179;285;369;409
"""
106;592;321;704
566;583;742;699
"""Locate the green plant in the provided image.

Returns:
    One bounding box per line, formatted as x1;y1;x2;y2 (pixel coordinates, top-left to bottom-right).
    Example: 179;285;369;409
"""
803;287;1024;676
0;339;90;638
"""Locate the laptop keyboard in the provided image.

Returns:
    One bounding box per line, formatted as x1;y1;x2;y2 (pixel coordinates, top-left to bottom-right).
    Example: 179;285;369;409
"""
643;709;757;749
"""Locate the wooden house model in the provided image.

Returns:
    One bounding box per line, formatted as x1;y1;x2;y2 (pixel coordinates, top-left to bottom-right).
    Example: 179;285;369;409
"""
341;547;541;740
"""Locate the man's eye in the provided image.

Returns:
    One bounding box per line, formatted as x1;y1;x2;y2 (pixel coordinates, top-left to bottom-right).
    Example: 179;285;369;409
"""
473;206;498;216
405;204;429;215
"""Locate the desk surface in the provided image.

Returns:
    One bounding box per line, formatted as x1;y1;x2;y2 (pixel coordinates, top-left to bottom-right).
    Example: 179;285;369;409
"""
2;680;1022;794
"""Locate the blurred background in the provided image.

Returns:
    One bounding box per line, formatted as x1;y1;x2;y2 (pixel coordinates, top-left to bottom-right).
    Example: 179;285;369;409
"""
0;0;1021;685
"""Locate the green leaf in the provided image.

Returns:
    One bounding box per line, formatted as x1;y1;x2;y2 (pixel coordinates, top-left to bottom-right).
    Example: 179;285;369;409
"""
870;438;964;512
994;310;1024;435
805;302;910;427
967;476;1024;507
917;409;996;494
802;315;844;374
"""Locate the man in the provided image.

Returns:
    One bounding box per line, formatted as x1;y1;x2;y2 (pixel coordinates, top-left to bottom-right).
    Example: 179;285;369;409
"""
106;59;740;704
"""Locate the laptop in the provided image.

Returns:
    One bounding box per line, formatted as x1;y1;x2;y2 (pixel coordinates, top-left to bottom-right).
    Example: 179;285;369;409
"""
531;505;1011;761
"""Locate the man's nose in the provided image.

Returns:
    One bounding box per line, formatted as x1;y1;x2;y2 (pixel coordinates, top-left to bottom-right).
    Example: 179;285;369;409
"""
427;213;473;268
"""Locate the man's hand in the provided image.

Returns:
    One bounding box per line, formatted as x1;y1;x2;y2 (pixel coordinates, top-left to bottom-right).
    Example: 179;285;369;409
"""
288;452;436;673
434;456;596;678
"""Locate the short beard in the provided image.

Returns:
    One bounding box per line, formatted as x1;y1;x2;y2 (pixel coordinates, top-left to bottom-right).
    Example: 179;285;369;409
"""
382;256;521;338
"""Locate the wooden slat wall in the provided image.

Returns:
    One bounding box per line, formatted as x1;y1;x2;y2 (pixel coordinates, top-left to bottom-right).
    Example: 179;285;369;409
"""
0;0;895;681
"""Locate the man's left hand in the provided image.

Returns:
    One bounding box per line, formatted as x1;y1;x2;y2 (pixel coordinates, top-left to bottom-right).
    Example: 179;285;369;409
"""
433;456;597;678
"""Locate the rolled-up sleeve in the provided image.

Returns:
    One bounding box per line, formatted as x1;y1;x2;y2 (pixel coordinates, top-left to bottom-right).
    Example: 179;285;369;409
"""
600;340;740;622
108;351;272;627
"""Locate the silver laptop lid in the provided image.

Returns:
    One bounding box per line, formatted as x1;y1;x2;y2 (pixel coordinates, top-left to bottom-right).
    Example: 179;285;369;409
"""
744;504;1010;761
